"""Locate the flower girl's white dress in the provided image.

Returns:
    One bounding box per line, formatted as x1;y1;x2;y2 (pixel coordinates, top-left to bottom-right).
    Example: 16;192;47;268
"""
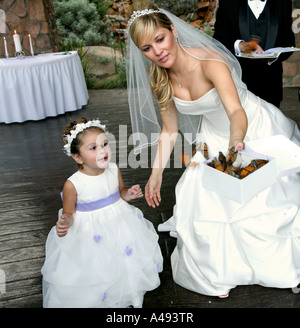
41;162;163;308
159;87;300;296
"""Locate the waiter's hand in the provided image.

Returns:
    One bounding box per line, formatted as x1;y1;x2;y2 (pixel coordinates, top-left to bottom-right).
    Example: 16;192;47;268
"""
240;41;264;54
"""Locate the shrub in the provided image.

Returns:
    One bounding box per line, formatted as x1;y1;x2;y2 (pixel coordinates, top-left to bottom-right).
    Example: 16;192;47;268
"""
155;0;198;16
89;0;111;19
53;0;113;47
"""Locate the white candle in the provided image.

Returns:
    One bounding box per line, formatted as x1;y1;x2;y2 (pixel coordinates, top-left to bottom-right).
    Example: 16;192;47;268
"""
28;34;34;55
13;30;22;53
3;37;8;58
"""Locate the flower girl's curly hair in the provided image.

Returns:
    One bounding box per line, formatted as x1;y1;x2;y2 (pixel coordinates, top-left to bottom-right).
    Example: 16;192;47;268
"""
62;117;105;156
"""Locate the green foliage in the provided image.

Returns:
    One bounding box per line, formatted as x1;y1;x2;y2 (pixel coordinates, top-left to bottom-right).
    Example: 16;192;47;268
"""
201;22;214;37
155;0;198;16
89;0;111;18
60;39;93;80
89;71;127;89
88;54;127;89
53;0;113;47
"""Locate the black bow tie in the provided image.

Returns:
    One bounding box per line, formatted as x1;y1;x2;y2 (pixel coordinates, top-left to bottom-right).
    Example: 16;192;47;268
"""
250;0;265;2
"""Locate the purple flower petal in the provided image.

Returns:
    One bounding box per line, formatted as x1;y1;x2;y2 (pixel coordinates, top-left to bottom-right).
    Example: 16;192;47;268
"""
101;291;107;301
125;246;133;256
94;234;102;243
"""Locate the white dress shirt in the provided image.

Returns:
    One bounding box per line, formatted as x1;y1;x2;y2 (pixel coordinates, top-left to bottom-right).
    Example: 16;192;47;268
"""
248;0;267;19
234;0;268;54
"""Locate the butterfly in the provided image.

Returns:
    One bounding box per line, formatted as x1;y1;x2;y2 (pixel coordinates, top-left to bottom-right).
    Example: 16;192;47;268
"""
239;159;268;179
244;37;260;53
206;145;268;179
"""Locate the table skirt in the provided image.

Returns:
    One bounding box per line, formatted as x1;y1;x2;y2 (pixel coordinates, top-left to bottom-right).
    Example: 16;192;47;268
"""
0;52;89;123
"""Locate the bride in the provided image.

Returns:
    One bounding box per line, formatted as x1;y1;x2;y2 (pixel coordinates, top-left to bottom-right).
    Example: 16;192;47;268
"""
126;0;300;297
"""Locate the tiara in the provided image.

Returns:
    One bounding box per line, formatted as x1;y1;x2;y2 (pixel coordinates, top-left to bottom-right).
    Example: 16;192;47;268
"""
63;119;106;156
127;9;162;28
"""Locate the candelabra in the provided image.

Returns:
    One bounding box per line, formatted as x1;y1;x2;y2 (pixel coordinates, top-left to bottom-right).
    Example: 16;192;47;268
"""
15;50;26;59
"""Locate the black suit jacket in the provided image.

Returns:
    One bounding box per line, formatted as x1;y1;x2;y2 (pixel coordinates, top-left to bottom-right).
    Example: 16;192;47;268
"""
214;0;295;106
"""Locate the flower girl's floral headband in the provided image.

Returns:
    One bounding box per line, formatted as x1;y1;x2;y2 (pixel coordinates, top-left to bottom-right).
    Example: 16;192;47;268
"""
63;119;106;156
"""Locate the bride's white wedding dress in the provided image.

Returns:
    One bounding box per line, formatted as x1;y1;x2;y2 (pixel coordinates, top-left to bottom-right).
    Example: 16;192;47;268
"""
159;86;300;296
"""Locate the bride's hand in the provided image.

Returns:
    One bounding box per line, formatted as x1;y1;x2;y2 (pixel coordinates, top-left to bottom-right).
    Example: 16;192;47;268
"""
145;173;163;208
235;141;244;151
229;137;245;151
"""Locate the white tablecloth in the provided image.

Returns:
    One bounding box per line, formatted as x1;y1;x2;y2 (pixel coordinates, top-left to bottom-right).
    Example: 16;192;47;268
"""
0;51;89;123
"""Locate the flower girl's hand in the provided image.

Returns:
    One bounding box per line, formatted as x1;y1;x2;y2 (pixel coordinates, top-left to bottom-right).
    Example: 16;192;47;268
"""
127;185;143;200
56;214;73;237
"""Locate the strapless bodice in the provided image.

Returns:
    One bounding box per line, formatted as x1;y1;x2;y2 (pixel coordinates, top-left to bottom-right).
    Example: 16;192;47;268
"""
173;85;299;157
174;88;221;115
173;86;258;136
174;87;231;134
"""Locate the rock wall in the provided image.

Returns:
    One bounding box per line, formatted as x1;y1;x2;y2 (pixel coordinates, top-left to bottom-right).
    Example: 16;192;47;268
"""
106;0;218;40
0;0;59;57
284;0;300;87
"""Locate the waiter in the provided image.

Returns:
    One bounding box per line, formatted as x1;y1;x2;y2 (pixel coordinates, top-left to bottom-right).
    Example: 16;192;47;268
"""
214;0;295;108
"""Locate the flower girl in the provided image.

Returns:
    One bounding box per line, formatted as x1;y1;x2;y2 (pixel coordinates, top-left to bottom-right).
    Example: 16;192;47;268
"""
41;117;163;308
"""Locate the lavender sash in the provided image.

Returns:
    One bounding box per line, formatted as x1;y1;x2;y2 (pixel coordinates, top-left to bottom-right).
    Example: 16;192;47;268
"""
60;189;121;212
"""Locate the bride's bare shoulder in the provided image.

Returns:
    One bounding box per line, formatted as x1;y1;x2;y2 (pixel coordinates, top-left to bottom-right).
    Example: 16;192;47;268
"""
186;47;225;61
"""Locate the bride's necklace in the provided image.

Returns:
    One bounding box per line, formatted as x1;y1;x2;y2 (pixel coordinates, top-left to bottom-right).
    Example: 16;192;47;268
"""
172;64;186;88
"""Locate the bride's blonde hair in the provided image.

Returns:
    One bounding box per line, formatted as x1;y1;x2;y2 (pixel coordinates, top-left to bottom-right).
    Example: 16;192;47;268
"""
127;0;174;111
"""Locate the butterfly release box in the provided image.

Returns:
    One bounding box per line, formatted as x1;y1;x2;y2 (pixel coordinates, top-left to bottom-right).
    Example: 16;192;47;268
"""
202;135;300;204
202;144;277;204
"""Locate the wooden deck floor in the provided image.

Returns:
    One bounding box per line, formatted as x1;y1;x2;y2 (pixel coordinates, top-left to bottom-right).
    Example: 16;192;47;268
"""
0;87;299;309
